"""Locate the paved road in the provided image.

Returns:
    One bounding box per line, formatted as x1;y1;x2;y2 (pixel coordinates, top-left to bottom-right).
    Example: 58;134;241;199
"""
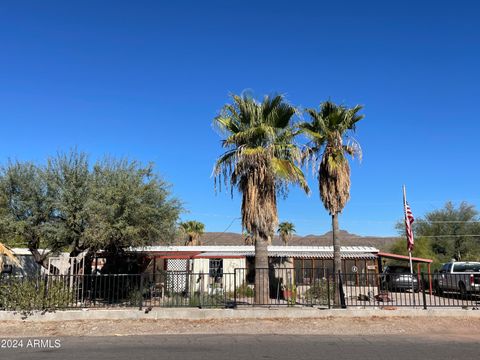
1;334;478;360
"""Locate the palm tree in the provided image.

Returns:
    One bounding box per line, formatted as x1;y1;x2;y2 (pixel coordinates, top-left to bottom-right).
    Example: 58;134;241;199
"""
214;93;309;304
300;101;364;301
243;231;254;245
277;222;295;245
179;221;205;246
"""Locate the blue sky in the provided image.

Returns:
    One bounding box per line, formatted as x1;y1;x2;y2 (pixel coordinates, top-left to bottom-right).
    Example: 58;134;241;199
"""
1;1;479;237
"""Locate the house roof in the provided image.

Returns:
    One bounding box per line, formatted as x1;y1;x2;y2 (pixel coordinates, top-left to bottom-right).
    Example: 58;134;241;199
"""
377;251;433;263
11;248;50;256
127;245;379;259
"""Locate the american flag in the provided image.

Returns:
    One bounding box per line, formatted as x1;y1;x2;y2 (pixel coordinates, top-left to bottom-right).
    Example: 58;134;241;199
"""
404;202;415;252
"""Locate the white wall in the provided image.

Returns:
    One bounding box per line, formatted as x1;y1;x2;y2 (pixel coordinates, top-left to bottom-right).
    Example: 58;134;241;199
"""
189;257;246;294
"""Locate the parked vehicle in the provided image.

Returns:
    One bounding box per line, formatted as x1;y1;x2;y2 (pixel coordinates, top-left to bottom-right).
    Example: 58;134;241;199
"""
381;265;419;292
433;261;480;297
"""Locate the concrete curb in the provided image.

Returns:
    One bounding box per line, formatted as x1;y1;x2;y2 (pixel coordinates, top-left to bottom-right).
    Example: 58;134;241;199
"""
1;307;480;322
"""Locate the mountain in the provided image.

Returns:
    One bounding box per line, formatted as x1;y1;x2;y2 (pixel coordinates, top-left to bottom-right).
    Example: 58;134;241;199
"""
173;230;399;251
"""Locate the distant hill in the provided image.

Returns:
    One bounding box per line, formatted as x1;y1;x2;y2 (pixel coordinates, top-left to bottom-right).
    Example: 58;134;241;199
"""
172;230;399;251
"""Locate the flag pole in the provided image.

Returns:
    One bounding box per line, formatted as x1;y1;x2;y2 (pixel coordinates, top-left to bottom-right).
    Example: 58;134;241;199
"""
403;185;414;275
403;185;415;303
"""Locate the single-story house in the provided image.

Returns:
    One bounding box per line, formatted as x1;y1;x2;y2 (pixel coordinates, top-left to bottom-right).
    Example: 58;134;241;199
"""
123;245;380;293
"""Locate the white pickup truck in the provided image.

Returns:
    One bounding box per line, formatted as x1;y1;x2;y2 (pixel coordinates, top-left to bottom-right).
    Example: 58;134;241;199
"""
433;261;480;297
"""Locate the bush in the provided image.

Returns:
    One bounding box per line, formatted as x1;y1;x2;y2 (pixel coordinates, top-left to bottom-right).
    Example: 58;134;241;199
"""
305;279;335;305
0;277;73;316
188;292;225;308
235;283;254;298
126;289;143;306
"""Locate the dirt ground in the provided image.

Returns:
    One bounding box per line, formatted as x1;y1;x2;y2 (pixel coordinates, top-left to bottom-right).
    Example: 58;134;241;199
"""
1;317;479;340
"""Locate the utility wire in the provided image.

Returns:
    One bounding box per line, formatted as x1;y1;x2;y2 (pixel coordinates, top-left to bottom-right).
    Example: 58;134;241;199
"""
205;217;241;244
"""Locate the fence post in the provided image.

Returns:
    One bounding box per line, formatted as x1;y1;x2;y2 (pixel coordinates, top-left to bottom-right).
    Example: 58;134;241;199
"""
327;271;331;309
338;271;346;309
139;274;144;310
421;272;427;310
233;269;237;308
93;274;97;306
42;275;48;311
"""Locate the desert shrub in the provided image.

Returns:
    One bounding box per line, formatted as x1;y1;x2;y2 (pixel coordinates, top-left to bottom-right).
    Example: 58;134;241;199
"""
235;283;254;298
162;293;189;307
126;289;144;306
304;279;335;305
188;292;225;308
0;276;73;316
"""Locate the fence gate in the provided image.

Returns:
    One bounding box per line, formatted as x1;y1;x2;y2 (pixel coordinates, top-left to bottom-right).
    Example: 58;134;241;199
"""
165;259;190;293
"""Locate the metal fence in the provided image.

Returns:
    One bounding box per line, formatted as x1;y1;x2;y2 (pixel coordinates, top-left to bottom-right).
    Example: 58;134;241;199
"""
341;272;480;309
233;268;334;307
0;270;479;311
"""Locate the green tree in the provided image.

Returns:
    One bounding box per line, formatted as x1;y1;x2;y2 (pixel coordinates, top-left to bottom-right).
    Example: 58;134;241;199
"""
0;161;53;267
46;150;91;257
0;152;183;268
214;93;309;304
179;220;205;246
396;201;480;263
300;101;364;302
277;222;295;245
85;158;182;253
388;236;439;267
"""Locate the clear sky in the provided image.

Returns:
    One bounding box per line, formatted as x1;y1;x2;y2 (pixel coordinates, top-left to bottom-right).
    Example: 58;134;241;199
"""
1;1;479;237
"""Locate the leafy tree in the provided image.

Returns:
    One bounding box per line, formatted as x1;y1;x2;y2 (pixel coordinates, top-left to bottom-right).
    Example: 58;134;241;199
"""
46;150;91;257
277;222;295;245
395;201;480;263
85;158;182;253
0;161;53;267
214;93;309;304
388;236;440;267
179;220;205;246
0;152;182;268
418;202;480;261
300;101;364;291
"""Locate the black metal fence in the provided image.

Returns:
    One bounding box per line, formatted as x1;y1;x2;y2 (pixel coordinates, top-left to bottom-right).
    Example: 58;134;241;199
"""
341;272;480;309
233;268;334;307
0;270;479;311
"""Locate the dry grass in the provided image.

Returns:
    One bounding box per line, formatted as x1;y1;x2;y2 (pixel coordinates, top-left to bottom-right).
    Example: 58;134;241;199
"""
1;317;480;339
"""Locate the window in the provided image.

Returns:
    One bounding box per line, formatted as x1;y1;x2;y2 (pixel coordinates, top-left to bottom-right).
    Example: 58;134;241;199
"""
294;259;329;285
465;263;480;272
314;260;323;279
209;259;223;279
453;263;480;272
453;263;465;272
294;259;303;284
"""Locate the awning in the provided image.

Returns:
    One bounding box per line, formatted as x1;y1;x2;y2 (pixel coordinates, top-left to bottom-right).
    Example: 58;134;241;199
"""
270;251;377;260
194;251;377;260
127;245;378;260
194;252;250;258
377;251;433;263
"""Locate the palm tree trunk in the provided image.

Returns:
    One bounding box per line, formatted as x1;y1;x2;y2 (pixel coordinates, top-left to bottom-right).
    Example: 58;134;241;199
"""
254;236;269;304
332;213;342;306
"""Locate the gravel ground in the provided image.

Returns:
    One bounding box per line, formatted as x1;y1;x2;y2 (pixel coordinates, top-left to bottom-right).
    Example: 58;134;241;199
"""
1;317;479;340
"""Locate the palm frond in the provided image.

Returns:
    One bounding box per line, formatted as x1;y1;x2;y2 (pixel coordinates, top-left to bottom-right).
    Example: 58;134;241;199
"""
0;243;20;265
212;92;308;239
301;100;364;214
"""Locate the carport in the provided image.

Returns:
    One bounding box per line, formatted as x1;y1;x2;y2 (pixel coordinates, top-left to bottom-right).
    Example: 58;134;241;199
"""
377;252;433;294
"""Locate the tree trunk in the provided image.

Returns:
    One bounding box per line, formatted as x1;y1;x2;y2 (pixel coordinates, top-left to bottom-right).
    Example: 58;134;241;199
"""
332;213;342;306
28;242;49;269
254;236;269;305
